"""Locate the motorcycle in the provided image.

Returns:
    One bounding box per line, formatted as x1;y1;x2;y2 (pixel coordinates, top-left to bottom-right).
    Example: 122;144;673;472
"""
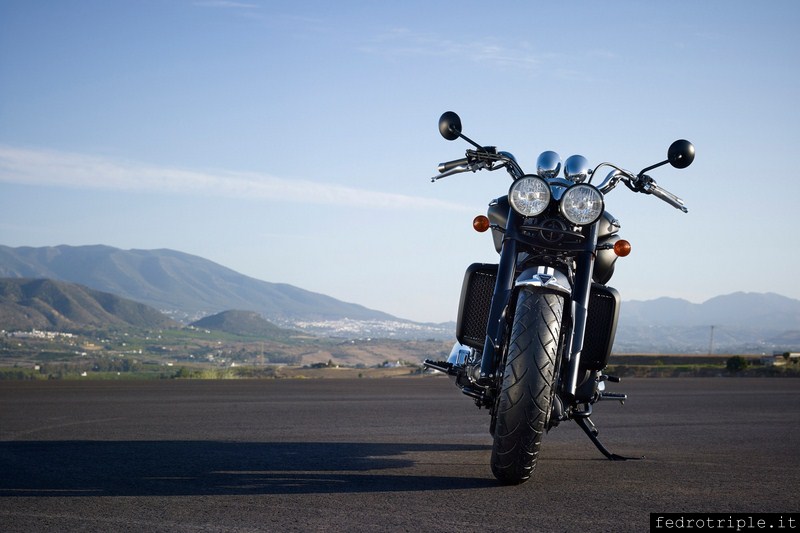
423;111;695;485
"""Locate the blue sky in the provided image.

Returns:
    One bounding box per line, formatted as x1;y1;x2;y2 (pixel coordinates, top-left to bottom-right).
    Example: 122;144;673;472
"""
1;1;799;323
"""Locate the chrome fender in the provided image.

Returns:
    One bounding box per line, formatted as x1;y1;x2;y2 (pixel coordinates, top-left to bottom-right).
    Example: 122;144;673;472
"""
514;266;572;296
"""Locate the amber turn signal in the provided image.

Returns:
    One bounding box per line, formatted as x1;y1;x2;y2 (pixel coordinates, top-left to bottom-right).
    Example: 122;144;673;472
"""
613;239;632;257
473;215;490;233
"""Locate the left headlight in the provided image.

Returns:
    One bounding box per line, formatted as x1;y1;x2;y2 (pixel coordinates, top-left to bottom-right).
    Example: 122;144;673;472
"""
560;184;604;225
509;175;551;217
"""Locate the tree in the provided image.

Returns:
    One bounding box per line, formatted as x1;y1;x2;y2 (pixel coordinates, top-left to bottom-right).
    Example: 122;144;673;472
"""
173;366;193;379
726;355;749;373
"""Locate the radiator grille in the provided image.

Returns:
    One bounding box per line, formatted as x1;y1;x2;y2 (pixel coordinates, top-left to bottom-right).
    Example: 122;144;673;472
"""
456;265;497;349
581;284;620;370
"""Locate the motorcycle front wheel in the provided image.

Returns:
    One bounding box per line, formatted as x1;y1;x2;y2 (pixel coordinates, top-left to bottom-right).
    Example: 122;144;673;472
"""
490;288;564;485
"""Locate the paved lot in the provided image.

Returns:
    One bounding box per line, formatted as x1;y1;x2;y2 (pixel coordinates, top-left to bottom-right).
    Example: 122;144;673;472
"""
1;377;798;532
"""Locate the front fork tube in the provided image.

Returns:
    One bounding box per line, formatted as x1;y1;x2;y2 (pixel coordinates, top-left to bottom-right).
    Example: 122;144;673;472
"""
564;222;599;398
479;209;520;383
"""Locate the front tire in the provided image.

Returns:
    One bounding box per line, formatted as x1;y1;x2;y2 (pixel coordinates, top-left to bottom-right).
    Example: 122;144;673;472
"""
490;289;564;485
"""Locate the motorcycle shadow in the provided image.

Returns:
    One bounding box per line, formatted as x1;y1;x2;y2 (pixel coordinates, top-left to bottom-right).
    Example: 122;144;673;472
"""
0;440;496;497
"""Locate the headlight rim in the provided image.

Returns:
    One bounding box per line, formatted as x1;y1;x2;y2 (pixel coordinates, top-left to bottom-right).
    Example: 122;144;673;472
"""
559;183;605;226
508;175;552;217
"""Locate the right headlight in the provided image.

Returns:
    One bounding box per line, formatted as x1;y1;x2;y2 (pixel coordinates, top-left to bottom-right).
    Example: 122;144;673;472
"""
559;184;604;225
508;175;551;217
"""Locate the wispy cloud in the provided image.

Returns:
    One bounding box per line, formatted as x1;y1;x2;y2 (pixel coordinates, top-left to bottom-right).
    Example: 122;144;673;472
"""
0;145;469;212
360;28;624;77
192;0;264;21
193;1;260;9
359;28;543;71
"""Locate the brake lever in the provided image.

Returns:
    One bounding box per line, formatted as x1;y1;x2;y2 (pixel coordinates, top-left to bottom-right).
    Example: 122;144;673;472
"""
430;161;490;182
431;164;471;182
637;175;688;213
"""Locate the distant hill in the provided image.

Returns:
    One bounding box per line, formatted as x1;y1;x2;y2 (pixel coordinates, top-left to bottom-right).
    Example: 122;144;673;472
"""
190;310;298;339
0;278;177;331
615;292;800;353
620;292;800;329
0;245;396;324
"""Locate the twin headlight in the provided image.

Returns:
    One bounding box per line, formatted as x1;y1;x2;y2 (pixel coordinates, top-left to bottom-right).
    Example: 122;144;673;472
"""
508;176;604;225
508;175;551;217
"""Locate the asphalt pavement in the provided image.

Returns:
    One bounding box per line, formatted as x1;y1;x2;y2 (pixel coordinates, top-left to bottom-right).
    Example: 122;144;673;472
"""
1;377;798;532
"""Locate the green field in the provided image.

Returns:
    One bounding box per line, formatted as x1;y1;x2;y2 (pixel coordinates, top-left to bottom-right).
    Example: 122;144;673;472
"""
2;327;797;380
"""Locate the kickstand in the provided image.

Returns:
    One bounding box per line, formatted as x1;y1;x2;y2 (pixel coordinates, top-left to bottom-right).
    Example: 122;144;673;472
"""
574;416;643;461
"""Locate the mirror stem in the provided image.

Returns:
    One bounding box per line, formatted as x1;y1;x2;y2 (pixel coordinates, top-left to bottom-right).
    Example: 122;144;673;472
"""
456;131;490;152
637;159;668;176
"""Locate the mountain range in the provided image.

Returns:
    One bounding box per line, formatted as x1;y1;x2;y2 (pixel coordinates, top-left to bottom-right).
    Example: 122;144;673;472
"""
614;293;800;354
0;244;394;325
621;293;800;330
1;244;798;353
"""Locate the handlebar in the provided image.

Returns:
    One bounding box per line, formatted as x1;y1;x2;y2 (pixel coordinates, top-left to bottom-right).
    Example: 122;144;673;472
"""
433;150;689;213
432;148;524;182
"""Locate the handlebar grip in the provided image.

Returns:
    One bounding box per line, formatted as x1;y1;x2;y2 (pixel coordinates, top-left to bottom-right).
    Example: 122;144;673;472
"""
437;157;469;173
650;184;688;213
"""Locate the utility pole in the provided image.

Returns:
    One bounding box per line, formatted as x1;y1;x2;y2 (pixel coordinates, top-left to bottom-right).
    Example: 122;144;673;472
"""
708;325;715;355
